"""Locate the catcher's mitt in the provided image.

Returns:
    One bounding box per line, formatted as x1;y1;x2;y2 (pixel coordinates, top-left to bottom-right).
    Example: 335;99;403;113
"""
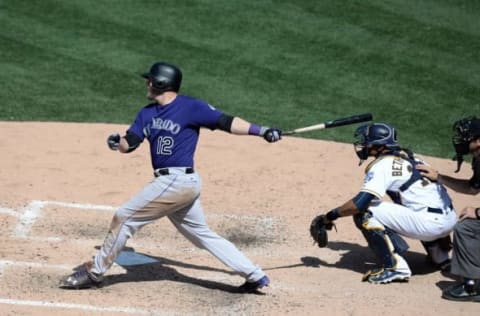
309;215;336;248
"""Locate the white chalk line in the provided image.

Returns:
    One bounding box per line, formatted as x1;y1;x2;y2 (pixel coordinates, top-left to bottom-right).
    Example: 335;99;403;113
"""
0;259;150;315
44;200;117;211
4;199;278;240
0;206;20;217
13;200;45;238
0;298;152;315
0;258;252;315
0;259;71;271
8;200;116;238
2;199;279;268
0;199;281;313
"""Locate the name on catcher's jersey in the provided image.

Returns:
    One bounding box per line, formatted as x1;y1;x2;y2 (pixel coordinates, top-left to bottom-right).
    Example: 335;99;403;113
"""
361;155;452;211
127;95;223;169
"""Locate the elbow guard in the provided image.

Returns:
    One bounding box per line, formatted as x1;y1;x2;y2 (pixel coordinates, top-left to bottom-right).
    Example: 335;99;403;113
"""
216;114;234;132
124;132;142;153
352;191;376;212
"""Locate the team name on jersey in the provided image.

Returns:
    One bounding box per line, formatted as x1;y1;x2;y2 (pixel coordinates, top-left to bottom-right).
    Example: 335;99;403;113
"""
151;117;181;134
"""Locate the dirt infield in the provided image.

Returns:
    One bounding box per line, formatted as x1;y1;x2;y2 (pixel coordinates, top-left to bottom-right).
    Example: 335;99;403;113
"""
0;122;478;315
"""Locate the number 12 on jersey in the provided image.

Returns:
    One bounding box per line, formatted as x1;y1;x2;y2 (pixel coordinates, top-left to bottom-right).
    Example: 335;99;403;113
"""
156;136;174;155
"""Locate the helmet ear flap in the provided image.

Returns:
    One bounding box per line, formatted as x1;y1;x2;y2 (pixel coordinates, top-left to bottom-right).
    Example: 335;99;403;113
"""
392;127;398;143
354;124;371;161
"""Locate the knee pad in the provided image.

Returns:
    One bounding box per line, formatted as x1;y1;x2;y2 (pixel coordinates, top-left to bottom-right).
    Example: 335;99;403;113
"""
353;212;399;268
385;227;409;255
353;212;409;254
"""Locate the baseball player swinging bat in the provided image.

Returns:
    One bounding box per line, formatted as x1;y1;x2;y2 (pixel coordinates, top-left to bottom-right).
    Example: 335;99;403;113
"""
283;113;373;135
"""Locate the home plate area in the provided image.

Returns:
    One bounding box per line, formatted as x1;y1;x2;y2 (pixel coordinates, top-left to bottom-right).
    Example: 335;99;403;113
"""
0;200;290;315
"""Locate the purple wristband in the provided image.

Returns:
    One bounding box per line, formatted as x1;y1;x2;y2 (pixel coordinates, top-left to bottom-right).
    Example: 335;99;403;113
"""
248;124;262;135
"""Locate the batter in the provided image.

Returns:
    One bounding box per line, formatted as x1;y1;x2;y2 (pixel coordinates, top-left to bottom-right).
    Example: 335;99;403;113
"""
60;62;281;292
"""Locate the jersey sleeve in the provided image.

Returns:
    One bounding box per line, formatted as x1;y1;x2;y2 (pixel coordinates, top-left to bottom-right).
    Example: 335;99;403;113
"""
360;158;392;198
189;100;224;130
469;158;480;189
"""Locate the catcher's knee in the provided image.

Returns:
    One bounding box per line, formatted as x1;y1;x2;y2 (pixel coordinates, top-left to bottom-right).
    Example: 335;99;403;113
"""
353;211;384;231
354;212;402;268
385;227;409;255
354;211;408;254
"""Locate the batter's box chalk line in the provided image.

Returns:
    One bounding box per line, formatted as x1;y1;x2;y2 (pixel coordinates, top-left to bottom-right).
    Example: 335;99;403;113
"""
3;199;282;239
0;200;116;238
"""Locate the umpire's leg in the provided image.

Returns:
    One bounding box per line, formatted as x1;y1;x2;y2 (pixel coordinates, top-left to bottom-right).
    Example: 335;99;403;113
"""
450;219;480;279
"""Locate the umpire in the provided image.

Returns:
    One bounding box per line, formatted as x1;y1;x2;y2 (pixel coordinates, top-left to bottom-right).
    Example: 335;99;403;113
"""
417;116;480;302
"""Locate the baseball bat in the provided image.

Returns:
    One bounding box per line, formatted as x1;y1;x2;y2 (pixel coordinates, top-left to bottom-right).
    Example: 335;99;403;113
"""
283;113;373;136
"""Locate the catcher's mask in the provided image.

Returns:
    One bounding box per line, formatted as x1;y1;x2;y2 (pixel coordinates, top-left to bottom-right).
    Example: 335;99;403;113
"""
354;122;399;162
142;62;182;95
452;116;480;172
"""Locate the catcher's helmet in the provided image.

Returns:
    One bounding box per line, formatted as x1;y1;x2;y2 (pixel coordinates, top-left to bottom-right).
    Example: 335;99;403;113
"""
354;122;399;161
451;116;480;172
142;62;182;94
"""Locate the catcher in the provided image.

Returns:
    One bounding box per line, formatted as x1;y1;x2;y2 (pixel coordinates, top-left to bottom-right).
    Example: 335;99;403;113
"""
310;122;457;284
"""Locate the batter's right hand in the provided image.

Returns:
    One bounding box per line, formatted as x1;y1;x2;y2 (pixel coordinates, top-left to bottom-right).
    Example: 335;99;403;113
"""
107;133;121;150
263;127;282;143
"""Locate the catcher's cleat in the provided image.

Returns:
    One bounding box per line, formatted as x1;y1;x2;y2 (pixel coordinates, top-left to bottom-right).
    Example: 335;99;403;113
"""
363;268;411;284
60;262;103;289
238;275;270;293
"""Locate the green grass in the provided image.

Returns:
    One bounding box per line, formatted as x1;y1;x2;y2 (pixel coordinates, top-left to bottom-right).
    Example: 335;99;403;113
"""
1;0;479;157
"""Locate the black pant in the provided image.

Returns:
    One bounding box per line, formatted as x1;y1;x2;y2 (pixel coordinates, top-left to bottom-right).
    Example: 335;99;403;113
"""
451;219;480;280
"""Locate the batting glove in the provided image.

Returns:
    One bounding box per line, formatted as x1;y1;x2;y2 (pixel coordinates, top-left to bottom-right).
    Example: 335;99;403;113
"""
107;133;121;150
263;127;282;143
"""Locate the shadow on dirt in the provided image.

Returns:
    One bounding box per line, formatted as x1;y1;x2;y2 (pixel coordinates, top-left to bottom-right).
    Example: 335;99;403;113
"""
436;280;461;292
283;241;447;276
100;248;263;294
263;256;325;271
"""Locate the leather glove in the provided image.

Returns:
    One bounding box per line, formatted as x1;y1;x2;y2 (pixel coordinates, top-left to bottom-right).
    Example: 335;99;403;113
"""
310;214;336;248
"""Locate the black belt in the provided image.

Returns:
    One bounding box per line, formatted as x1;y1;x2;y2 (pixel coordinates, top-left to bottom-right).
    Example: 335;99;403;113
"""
427;203;454;215
154;167;194;177
427;207;443;214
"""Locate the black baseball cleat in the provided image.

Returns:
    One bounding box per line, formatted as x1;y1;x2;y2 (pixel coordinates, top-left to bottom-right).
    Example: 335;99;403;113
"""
60;262;103;289
238;275;270;293
442;281;480;302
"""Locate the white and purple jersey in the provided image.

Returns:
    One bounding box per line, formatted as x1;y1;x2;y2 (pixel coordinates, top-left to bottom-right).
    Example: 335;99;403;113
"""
127;95;223;169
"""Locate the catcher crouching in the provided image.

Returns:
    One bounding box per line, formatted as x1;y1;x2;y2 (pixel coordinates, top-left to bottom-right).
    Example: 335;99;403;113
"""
310;122;456;284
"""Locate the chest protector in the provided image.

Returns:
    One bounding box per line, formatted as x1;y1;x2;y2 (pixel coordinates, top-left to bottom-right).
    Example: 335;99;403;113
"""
378;149;424;204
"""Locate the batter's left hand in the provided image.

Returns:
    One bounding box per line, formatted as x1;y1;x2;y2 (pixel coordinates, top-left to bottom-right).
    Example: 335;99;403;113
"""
263;127;282;143
107;133;121;150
